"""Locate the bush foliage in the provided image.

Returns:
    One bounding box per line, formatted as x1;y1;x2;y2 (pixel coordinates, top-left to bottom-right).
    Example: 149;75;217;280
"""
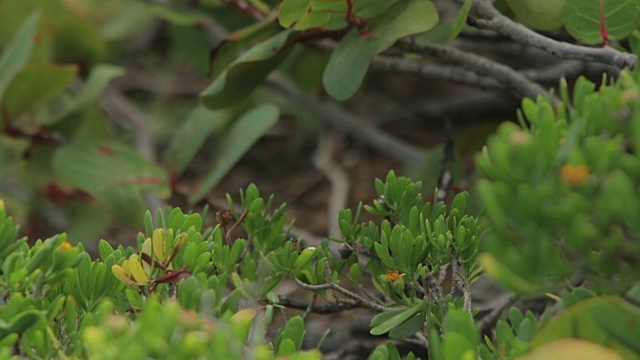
2;67;640;358
2;0;640;359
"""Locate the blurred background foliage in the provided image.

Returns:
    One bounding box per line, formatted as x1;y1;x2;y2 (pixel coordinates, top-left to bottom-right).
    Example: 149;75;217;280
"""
0;0;294;247
1;0;639;256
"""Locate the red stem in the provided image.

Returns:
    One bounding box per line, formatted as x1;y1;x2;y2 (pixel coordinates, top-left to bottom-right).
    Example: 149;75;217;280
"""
599;0;609;47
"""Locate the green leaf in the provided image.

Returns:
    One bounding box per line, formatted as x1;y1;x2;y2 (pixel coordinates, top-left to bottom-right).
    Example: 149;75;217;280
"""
563;0;640;45
102;1;153;41
323;0;438;100
98;239;114;261
532;296;640;357
0;310;42;340
189;104;280;203
181;214;202;232
0;12;38;105
201;30;293;109
450;192;469;216
506;0;567;31
479;253;544;295
389;311;426;339
209;20;283;80
53;64;124;122
370;308;406;328
278;338;298;356
450;0;473;39
443;333;476;360
53;141;170;198
374;235;397;269
52;141;168;223
519;339;624;360
370;302;424;336
148;4;209;26
278;0;348;30
280;316;305;351
444;308;479;346
163;106;222;175
3;63;77;120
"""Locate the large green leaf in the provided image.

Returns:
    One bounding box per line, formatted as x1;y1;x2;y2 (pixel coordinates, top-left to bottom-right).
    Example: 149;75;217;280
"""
518;339;624;360
52;142;170;198
480;253;545;295
564;0;640;45
531;296;640;358
278;0;347;30
209;19;283;80
443;308;479;346
3;64;77;120
0;12;39;105
278;0;397;31
163;106;223;175
188;104;280;203
323;0;438;100
53;142;169;224
201;30;293;109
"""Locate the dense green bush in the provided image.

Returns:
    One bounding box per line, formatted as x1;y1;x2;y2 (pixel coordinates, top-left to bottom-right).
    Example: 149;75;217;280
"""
2;64;640;357
3;0;640;359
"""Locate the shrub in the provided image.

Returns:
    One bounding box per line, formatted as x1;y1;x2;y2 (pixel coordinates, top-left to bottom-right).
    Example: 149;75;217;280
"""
2;64;640;358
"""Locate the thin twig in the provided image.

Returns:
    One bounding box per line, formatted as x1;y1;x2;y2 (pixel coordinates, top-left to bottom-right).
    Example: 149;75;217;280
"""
313;132;350;239
477;294;519;334
294;278;394;313
267;74;427;165
436;119;454;203
461;0;637;69
225;209;248;243
205;196;324;247
303;293;318;319
277;296;359;314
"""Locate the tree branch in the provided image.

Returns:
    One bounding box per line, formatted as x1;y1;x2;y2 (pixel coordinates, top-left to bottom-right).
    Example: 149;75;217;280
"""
460;0;637;69
278;296;360;314
369;56;504;91
294;278;394;313
267;74;428;165
396;39;553;100
313;131;350;239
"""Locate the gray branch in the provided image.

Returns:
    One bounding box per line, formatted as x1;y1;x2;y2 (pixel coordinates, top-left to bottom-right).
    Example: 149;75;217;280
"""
396;39;553;100
459;0;637;69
